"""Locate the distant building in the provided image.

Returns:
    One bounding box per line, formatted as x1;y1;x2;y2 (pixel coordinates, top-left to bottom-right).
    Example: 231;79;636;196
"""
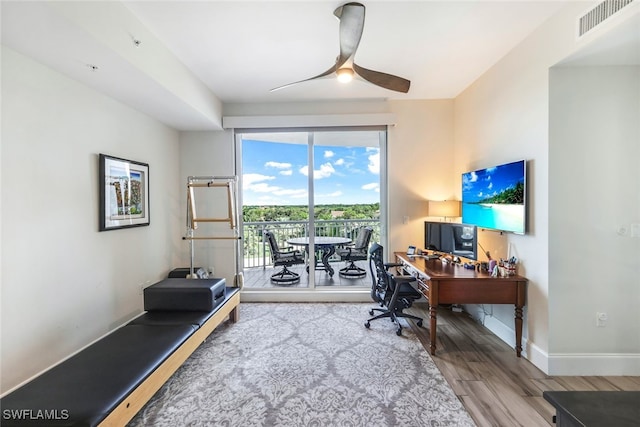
331;211;345;218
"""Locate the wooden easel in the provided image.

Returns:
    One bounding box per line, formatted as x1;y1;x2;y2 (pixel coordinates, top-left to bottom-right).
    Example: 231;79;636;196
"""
183;176;242;284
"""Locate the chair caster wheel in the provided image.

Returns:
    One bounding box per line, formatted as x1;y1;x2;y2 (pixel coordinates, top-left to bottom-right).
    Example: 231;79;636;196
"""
364;322;370;329
396;328;402;336
417;320;423;327
369;309;374;316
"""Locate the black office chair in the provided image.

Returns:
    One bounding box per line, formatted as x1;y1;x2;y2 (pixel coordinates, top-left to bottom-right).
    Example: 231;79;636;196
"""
264;230;305;285
365;242;423;335
337;226;373;278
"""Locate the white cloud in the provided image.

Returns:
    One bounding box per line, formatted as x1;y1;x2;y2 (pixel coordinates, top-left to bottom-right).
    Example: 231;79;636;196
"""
334;158;345;166
299;162;336;179
243;173;274;188
248;182;281;193
265;161;292;169
324;150;334;158
273;188;307;197
280;170;292;176
362;182;379;191
368;150;380;174
244;178;307;200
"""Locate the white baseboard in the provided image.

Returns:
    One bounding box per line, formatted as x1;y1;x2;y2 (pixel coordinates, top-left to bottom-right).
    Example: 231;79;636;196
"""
548;353;640;376
466;305;640;376
527;342;550;374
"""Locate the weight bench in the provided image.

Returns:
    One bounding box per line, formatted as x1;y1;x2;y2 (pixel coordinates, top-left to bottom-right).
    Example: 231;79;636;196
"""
1;278;240;426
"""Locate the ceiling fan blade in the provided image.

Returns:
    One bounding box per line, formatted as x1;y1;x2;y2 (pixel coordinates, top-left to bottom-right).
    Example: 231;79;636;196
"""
270;64;338;92
353;63;411;93
334;2;365;66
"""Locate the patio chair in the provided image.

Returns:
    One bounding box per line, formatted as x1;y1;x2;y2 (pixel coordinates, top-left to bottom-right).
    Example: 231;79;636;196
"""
264;230;305;285
337;226;373;278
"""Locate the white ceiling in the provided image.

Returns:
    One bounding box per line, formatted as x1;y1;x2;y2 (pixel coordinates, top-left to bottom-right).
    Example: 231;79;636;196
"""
121;1;565;103
2;1;637;130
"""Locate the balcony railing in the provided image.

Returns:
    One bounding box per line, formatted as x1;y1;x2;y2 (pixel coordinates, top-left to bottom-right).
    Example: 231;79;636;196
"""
243;219;380;269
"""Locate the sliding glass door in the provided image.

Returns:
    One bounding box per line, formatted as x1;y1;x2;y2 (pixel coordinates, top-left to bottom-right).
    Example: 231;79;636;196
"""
237;127;386;293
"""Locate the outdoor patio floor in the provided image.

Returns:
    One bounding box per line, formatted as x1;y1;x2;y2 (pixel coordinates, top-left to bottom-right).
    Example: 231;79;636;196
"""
242;259;370;288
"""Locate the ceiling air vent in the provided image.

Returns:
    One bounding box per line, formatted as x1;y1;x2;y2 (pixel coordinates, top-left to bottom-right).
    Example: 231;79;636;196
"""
578;0;635;37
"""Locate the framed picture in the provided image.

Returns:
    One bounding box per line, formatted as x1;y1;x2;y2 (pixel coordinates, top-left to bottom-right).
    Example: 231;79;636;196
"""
99;154;150;231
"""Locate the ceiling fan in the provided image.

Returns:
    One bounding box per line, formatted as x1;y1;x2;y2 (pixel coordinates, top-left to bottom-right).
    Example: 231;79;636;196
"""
271;2;410;93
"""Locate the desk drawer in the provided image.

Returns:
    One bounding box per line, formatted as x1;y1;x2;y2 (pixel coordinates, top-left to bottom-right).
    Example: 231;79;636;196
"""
438;281;517;304
416;277;430;298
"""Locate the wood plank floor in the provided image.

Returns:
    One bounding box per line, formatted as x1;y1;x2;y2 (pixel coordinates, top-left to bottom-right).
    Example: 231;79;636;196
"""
400;305;640;426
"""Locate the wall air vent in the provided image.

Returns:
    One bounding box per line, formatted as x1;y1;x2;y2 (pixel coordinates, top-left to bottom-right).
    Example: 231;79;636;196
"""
578;0;635;37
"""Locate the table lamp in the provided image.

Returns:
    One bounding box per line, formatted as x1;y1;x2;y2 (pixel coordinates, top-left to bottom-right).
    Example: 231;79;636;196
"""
427;200;461;222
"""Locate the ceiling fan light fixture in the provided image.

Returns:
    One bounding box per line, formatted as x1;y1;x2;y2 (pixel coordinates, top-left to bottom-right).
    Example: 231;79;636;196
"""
336;67;354;83
270;2;410;93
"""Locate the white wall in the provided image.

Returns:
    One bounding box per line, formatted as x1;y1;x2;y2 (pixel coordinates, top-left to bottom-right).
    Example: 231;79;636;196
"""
453;2;639;374
177;100;456;284
387;100;456;252
0;47;181;393
549;65;640;374
177;131;237;282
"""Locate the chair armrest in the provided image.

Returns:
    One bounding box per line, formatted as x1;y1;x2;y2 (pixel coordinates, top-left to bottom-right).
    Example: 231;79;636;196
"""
383;262;403;271
341;246;354;255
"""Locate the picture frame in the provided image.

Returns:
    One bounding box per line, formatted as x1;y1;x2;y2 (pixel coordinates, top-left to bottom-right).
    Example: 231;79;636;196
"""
99;153;150;231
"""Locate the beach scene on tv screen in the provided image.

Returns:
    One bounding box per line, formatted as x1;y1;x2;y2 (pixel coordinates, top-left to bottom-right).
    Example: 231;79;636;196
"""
462;161;525;234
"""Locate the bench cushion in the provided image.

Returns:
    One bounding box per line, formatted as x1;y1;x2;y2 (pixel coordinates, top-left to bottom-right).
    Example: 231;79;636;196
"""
0;324;193;427
143;278;226;312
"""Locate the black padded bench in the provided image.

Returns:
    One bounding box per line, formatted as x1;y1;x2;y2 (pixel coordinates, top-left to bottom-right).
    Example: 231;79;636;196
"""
1;278;240;427
543;391;640;427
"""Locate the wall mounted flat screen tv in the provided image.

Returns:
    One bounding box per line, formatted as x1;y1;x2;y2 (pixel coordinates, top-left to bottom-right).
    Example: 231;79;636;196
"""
424;221;478;260
461;159;526;234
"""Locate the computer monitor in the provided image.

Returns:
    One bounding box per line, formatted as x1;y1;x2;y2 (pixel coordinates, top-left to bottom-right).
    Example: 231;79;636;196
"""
424;221;478;260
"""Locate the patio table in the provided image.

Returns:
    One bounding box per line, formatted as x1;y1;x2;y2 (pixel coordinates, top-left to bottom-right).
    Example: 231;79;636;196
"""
287;236;351;277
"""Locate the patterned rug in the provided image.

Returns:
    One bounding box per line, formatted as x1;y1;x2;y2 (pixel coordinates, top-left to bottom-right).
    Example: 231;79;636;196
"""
129;303;475;426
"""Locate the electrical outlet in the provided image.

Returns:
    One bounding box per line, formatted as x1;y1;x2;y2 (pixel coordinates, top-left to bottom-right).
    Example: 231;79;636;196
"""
596;312;608;327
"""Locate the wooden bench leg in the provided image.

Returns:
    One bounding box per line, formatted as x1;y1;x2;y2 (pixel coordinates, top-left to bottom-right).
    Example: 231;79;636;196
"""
229;305;239;323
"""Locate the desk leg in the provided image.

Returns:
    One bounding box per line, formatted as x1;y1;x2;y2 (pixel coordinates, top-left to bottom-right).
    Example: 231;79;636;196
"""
514;280;525;357
429;304;437;355
515;305;523;357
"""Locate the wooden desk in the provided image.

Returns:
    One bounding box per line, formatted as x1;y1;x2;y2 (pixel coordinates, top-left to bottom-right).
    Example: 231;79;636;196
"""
394;252;527;357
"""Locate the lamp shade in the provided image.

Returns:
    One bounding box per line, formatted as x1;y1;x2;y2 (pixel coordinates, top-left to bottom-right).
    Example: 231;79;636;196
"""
428;200;461;218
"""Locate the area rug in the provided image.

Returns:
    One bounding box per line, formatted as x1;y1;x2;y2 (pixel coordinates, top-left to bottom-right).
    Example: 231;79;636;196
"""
128;303;475;426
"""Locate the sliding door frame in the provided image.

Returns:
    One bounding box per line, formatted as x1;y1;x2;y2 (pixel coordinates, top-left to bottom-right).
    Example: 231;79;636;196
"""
234;126;388;302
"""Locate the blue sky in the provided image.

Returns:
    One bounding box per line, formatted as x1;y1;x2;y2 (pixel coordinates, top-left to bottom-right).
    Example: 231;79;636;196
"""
242;139;380;205
461;160;525;203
